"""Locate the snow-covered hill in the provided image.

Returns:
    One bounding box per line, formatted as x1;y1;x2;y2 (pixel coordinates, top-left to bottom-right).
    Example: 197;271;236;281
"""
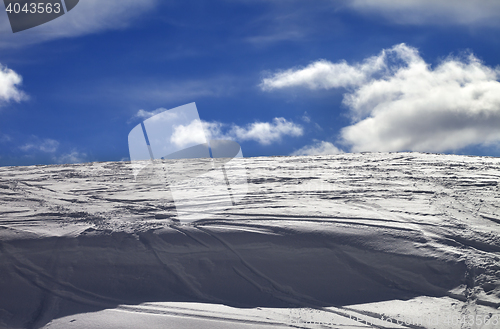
0;152;499;329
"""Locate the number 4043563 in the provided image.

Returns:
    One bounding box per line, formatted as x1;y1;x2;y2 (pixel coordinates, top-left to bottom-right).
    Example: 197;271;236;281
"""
5;2;61;14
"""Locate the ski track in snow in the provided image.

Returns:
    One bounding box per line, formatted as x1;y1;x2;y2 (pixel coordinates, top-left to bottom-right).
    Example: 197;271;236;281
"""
0;152;499;328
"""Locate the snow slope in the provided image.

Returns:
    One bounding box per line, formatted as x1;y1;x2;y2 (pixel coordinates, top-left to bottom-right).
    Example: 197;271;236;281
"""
0;152;499;328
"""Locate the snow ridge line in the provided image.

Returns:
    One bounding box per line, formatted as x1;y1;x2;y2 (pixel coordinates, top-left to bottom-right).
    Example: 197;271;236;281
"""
114;304;300;328
197;216;419;232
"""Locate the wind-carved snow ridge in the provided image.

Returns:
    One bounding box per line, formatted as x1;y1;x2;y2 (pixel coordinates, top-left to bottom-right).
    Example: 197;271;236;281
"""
0;152;499;329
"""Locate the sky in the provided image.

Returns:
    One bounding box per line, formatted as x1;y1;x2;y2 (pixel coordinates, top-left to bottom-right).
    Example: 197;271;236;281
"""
1;0;500;166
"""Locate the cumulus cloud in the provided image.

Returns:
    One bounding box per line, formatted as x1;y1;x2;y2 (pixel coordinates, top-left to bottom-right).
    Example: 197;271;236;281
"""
170;120;207;148
346;0;500;26
0;0;158;47
0;64;27;105
260;54;385;91
202;121;231;141
20;138;59;153
229;117;303;145
262;43;500;153
168;117;303;148
291;140;343;156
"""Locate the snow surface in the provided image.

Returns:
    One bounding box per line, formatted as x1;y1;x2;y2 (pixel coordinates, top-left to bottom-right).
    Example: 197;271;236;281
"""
0;152;499;328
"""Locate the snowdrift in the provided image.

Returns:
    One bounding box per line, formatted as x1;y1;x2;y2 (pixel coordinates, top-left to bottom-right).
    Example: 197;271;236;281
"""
0;152;499;328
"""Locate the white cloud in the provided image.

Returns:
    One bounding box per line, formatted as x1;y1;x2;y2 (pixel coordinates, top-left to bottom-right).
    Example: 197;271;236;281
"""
170;120;207;148
0;64;27;105
202;121;231;141
291;140;343;156
260;54;385;91
54;151;87;164
166;116;303;148
162;119;228;149
346;0;500;26
128;108;180;124
229;117;303;145
341;47;500;152
0;0;158;47
20;138;59;153
134;108;167;120
262;43;500;153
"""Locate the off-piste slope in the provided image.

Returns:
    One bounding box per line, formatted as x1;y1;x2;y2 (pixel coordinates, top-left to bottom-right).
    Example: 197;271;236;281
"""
0;152;499;328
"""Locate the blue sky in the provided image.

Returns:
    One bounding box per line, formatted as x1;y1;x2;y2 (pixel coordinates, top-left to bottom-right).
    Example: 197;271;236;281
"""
1;0;500;166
